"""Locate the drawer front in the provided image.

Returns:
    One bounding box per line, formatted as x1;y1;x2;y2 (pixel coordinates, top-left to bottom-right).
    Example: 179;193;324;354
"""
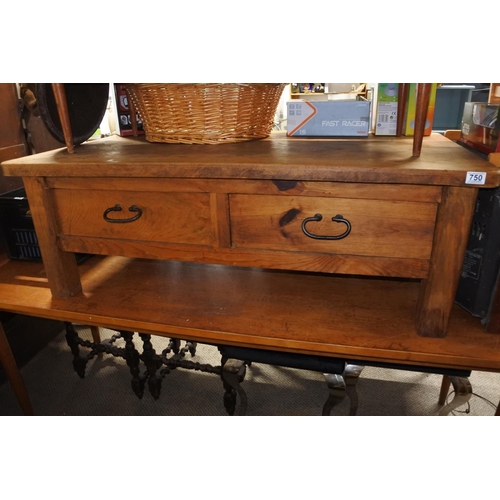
229;194;438;260
52;188;213;245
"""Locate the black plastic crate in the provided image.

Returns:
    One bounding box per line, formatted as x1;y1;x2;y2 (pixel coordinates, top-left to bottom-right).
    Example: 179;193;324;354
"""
455;186;500;323
0;187;89;263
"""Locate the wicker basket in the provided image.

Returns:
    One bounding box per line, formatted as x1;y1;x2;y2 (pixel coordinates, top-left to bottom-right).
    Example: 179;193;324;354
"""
123;83;286;145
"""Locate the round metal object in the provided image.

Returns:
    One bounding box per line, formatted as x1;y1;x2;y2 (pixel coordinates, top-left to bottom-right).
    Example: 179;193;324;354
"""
36;83;109;145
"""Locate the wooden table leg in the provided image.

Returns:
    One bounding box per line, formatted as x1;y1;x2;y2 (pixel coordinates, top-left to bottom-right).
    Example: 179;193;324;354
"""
90;326;101;344
323;364;364;416
221;358;247;416
344;364;364;416
396;83;408;137
439;375;451;405
0;322;34;415
415;186;478;337
439;375;500;416
412;83;432;157
51;83;75;154
23;177;82;299
438;376;472;416
322;373;347;415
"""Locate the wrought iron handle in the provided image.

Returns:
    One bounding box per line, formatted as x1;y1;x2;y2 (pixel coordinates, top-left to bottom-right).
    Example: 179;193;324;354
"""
301;213;351;240
103;204;143;223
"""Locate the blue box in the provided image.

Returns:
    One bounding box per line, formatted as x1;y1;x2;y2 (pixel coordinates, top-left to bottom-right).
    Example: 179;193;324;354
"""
287;100;371;137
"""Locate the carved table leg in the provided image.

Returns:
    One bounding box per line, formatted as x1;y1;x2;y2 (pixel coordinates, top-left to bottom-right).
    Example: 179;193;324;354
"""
139;333;162;400
438;376;472;416
323;364;364;416
64;322;87;378
168;338;181;355
344;364;365;416
221;358;247;416
121;331;145;399
322;373;346;415
187;341;197;357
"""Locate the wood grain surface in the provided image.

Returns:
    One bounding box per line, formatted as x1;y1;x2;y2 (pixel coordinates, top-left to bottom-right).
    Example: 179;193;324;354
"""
229;194;437;259
2;133;498;187
0;255;499;372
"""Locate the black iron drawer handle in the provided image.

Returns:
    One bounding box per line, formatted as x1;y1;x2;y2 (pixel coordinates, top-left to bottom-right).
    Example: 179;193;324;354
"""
301;213;351;240
103;204;143;223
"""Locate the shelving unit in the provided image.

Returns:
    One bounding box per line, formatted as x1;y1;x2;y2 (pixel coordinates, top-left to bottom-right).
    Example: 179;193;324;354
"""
289;83;369;101
489;83;500;103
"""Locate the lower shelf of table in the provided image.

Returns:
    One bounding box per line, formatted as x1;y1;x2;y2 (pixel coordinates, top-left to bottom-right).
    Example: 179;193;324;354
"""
0;254;498;372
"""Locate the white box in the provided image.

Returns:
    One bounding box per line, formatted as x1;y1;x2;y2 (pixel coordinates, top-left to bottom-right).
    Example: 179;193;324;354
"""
287;100;371;137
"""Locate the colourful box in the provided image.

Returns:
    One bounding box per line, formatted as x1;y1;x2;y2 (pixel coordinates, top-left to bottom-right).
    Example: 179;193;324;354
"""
403;83;437;136
375;83;399;136
113;84;145;137
459;102;500;155
286;100;371;137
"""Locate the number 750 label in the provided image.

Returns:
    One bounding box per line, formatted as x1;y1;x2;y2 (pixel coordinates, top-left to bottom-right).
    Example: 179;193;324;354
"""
466;172;486;185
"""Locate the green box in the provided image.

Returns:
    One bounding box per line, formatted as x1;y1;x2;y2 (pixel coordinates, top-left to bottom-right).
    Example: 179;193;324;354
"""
375;84;399;136
403;83;437;136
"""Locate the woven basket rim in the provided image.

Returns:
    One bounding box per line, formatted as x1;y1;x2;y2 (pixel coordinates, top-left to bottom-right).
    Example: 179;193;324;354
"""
124;83;286;144
125;83;285;85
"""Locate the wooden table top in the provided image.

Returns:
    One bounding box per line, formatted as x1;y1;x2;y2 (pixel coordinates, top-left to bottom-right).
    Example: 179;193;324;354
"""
2;132;499;187
0;254;499;372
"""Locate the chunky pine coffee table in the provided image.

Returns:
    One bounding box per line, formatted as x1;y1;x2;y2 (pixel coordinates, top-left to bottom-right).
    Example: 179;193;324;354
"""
2;132;500;415
2;132;499;339
2;126;500;414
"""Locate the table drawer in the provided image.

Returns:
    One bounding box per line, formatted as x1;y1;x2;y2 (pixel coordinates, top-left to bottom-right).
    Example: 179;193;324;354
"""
229;194;438;260
51;188;213;245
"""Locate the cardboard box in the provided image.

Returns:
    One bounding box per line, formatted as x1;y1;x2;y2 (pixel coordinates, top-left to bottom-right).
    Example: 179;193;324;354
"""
286;100;371;137
375;83;399;136
403;83;437;136
459;102;500;155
